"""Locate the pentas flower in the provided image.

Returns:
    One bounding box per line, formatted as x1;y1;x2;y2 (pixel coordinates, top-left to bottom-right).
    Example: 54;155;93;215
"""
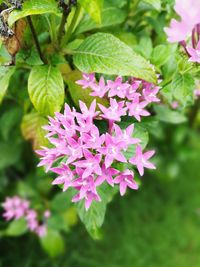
165;0;200;63
114;170;138;196
187;41;200;63
129;145;156;176
76;73;96;89
107;76;130;98
126;97;150;122
2;196;29;221
98;99;127;122
36;74;159;210
77;73;160;123
2;196;50;237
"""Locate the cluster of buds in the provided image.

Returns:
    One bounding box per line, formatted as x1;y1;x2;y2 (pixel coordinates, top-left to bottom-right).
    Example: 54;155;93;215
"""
37;73;158;210
2;196;50;237
165;0;200;63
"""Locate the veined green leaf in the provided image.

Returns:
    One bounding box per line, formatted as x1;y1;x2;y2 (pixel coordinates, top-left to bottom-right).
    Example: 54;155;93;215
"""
28;65;64;116
21;112;48;149
73;33;157;83
8;0;59;26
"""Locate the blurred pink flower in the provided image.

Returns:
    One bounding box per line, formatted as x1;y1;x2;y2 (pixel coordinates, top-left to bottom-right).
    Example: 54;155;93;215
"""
76;73;96;89
187;41;200;63
129;145;156;176
114;170;138;196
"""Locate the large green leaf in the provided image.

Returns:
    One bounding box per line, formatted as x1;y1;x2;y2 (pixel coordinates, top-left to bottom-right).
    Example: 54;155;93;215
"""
6;218;28;237
21;112;48;149
171;73;195;106
40;229;65;258
76;184;116;239
73;33;157;83
0;66;15;103
8;0;59;26
78;0;104;24
28;65;64;116
75;6;126;34
151;45;175;67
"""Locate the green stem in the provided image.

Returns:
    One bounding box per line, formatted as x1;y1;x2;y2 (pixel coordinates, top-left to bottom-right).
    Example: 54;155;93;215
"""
27;16;46;64
61;4;82;47
57;9;69;44
189;98;200;127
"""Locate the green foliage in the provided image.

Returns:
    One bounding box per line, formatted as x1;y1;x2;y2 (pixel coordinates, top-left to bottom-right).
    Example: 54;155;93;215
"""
78;0;104;24
5;218;28;237
8;0;59;25
73;33;157;83
28;65;64;116
0;66;15;103
40;229;65;258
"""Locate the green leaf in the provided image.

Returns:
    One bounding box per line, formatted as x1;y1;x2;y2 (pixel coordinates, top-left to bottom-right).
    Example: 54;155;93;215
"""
21;112;48;149
143;0;161;10
151;45;174;67
0;66;15;103
40;229;65;258
78;0;104;24
28;65;64;116
8;0;59;26
73;33;157;83
76;184;116;239
171;73;195;106
0;141;22;169
6;218;28;237
65;70;108;108
154;105;187;124
75;6;126;34
134;36;153;59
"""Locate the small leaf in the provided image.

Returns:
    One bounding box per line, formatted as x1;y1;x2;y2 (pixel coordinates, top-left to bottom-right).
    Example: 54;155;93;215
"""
143;0;161;10
40;229;65;258
8;0;59;26
21;112;48;149
78;0;104;24
151;45;174;67
6;218;28;237
0;66;15;103
28;65;64;116
171;73;195;106
155;105;187;124
73;33;157;83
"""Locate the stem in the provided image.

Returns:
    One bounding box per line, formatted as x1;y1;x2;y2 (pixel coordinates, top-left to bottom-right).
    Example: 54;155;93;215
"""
27;16;46;64
192;27;197;48
61;4;82;47
189;98;200;127
57;9;69;44
108;120;114;134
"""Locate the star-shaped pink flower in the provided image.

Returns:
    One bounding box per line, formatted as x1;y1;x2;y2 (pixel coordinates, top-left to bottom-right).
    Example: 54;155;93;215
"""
107;76;130;98
76;73;96;89
187;41;200;63
72;149;102;178
98;134;127;168
90;76;109;97
51;163;74;191
114;170;138;196
126;97;150;121
96;164;119;187
113;123;140;150
98;98;127;122
129;145;156;176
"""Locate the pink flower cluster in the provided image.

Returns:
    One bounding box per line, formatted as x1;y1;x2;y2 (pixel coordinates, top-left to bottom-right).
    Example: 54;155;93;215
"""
37;72;157;210
165;0;200;63
77;74;160;122
2;196;50;237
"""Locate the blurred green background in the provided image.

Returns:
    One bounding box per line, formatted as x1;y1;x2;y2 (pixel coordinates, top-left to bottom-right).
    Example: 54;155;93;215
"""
1;140;200;267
